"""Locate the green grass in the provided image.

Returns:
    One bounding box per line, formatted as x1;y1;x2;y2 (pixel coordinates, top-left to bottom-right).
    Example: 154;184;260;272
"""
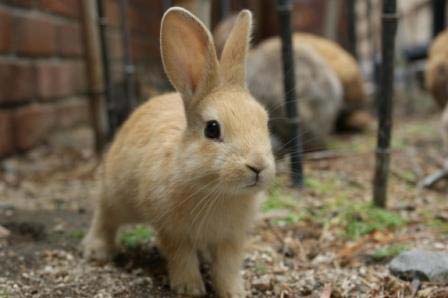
305;176;340;196
262;182;307;227
342;203;405;239
120;226;153;249
429;218;448;234
68;229;85;240
263;179;406;237
262;182;298;212
371;244;407;262
0;288;10;298
254;260;268;275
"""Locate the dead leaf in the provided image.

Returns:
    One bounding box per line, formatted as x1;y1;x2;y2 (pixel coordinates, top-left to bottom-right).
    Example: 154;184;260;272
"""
320;283;332;298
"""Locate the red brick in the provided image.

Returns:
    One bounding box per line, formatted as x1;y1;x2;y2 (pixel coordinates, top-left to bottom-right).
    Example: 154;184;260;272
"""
35;61;86;99
13;104;56;150
72;60;87;93
36;62;62;99
0;61;36;102
58;23;83;56
38;0;80;18
0;10;13;53
16;16;57;56
131;0;163;15
130;37;159;62
55;97;89;128
0;110;14;157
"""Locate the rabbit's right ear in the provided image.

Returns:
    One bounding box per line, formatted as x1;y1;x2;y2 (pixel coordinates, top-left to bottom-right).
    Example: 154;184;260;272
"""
161;7;219;105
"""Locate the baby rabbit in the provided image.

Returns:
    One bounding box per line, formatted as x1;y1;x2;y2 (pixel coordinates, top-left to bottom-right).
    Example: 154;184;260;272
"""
82;7;275;298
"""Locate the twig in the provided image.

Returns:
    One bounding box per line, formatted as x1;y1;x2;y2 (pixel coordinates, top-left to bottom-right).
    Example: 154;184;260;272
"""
303;150;346;161
421;167;448;188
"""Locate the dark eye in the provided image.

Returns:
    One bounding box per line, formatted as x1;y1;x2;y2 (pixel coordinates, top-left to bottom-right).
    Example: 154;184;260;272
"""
204;120;221;140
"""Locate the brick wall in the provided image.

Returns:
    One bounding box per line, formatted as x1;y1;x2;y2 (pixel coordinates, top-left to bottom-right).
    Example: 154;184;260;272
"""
0;0;166;158
104;0;167;98
0;0;89;157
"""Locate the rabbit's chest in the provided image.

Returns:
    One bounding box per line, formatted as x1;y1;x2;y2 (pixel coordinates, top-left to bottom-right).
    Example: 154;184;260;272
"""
190;200;255;243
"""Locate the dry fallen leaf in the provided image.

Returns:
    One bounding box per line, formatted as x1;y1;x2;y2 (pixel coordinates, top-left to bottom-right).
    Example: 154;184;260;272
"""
320;283;332;298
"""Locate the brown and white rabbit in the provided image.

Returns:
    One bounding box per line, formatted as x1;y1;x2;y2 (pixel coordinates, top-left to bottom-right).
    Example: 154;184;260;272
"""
247;37;343;155
82;7;275;297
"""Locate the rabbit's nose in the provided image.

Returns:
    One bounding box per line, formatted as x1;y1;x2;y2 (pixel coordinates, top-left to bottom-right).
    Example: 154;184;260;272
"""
246;164;263;175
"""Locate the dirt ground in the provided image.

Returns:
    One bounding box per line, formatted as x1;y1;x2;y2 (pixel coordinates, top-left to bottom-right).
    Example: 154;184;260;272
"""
2;114;448;297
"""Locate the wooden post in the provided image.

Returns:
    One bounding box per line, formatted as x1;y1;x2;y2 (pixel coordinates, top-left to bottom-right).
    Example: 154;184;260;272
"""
277;0;304;187
81;0;108;153
373;0;398;208
324;0;340;41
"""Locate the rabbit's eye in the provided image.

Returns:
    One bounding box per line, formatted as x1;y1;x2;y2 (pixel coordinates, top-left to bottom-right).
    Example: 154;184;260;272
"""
205;120;221;140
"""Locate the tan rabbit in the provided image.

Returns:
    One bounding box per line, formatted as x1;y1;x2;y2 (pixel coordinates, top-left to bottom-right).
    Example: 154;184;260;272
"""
426;29;448;154
247;37;343;155
426;28;448;109
82;7;275;298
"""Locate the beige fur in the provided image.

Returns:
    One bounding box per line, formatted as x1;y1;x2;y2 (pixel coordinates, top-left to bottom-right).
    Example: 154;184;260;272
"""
82;7;275;298
426;29;448;108
426;29;448;155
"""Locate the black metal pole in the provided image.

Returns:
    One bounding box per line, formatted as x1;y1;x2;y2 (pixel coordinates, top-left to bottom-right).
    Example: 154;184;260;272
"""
276;0;304;187
162;0;172;11
347;0;357;59
119;0;136;111
373;0;398;208
432;0;446;37
96;0;115;139
220;0;230;18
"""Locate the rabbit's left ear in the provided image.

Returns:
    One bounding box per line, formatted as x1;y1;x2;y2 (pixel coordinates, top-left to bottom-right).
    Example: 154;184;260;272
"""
219;10;252;87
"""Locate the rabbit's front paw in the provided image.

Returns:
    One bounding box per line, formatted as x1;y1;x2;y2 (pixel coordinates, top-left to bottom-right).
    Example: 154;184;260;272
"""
81;236;114;263
171;275;206;296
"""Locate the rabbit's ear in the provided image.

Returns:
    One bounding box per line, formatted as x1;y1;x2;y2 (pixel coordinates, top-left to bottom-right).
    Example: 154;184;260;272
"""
161;7;219;104
219;10;252;87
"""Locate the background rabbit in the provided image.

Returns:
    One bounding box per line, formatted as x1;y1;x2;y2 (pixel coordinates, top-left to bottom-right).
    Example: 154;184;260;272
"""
82;7;275;298
426;29;448;155
246;37;343;155
214;15;370;142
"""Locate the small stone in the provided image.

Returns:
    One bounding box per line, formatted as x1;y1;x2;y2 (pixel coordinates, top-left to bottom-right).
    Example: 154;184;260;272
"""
252;275;272;291
389;249;448;283
0;225;10;238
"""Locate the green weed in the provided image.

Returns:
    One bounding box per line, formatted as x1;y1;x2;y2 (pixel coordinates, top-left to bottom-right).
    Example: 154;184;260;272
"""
120;226;153;249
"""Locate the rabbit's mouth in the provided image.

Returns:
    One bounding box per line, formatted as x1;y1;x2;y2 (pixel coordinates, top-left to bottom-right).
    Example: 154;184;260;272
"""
246;181;258;188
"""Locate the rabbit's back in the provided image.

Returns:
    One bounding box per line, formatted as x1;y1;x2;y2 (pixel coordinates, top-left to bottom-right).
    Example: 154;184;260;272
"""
247;37;343;153
426;29;448;108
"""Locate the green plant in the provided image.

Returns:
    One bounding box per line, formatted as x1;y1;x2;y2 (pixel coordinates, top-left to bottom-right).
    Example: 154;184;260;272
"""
120;226;153;248
371;244;407;262
68;229;85;240
343;203;405;239
262;183;297;212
